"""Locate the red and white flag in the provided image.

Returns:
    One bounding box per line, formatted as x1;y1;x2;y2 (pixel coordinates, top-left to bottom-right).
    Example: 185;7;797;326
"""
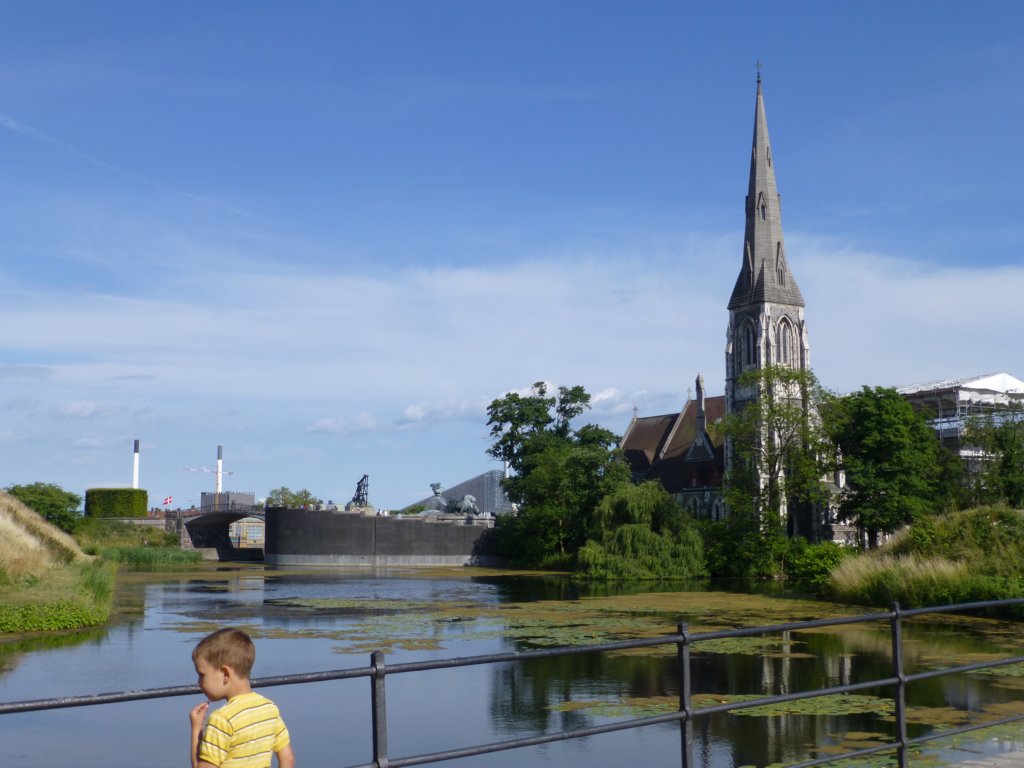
163;496;173;506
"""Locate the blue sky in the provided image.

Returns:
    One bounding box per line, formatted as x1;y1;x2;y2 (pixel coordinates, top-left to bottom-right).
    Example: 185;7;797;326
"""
1;2;1022;510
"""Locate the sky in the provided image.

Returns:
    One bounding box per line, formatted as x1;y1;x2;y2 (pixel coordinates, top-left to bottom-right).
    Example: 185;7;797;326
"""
1;2;1022;510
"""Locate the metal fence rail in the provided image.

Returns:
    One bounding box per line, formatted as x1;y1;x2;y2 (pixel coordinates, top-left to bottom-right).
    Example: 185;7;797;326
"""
4;598;1024;768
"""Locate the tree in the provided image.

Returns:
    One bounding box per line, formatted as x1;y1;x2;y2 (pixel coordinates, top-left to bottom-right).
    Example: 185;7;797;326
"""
827;386;953;547
5;482;82;533
487;382;631;567
577;481;705;580
265;486;319;509
720;366;836;575
964;403;1024;508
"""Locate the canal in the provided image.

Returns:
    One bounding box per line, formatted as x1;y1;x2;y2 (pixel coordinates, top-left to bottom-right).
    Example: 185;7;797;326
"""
2;564;1024;767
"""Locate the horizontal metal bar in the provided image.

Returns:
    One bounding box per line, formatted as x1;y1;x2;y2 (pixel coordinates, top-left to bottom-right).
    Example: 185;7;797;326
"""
690;676;900;718
383;710;688;768
906;654;1024;684
0;666;374;715
783;740;900;768
907;712;1024;748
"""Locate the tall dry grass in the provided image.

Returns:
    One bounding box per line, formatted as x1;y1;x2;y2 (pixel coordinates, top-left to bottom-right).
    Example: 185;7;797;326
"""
830;553;967;597
0;491;88;580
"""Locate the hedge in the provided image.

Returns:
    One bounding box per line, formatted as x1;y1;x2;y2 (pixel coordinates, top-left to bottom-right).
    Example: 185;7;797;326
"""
85;488;148;518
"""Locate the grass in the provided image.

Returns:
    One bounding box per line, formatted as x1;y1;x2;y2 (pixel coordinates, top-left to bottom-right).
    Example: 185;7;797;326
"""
826;506;1024;613
75;517;180;550
0;492;85;578
0;493;115;632
97;547;202;567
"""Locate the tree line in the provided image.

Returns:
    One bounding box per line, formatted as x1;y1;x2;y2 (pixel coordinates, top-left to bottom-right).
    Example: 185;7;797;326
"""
486;371;1024;579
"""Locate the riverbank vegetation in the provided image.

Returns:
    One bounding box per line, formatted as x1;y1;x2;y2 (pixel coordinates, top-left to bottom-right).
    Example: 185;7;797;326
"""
827;506;1024;613
486;376;1024;602
0;492;115;632
75;517;200;566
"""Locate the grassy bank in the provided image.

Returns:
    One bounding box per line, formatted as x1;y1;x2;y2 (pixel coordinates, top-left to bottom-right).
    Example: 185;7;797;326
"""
75;517;201;567
0;492;116;632
826;506;1024;614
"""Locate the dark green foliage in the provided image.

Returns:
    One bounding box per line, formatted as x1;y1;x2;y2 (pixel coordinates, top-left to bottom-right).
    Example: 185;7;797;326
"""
487;382;631;568
888;506;1024;577
576;482;705;580
265;486;319;508
964;405;1024;508
85;488;148;518
827;386;957;546
785;539;853;589
5;482;82;533
720;366;834;576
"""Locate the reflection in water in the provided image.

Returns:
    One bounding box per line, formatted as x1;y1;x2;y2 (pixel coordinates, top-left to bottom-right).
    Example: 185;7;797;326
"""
0;566;1023;768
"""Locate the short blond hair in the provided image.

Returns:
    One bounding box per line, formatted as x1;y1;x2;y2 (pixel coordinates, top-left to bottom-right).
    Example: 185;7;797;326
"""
192;628;255;678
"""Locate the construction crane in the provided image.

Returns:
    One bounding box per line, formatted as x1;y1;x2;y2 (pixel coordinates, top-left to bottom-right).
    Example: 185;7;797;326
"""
182;445;233;493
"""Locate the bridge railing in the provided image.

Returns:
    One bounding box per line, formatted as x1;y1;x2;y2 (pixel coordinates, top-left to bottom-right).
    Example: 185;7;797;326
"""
4;599;1024;768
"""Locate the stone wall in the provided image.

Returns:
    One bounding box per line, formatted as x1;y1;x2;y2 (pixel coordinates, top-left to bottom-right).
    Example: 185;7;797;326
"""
265;508;503;566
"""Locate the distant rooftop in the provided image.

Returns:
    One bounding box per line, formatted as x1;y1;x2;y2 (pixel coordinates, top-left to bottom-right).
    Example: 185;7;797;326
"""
897;372;1024;396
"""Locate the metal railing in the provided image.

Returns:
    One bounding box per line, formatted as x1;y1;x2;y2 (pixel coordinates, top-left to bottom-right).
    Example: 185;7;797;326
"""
4;598;1024;768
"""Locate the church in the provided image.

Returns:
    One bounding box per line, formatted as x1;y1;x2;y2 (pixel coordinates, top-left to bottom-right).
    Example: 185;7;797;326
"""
621;74;828;534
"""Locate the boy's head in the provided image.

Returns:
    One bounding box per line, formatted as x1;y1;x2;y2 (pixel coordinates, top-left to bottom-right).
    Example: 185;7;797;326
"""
192;628;255;679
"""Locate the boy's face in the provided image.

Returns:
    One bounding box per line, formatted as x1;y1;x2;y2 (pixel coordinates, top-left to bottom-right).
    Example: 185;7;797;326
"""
194;657;230;702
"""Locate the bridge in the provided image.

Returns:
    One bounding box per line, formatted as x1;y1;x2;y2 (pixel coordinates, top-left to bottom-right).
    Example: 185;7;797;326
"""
181;505;264;560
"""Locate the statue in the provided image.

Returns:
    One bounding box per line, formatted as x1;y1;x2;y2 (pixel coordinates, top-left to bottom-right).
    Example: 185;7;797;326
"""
445;494;478;516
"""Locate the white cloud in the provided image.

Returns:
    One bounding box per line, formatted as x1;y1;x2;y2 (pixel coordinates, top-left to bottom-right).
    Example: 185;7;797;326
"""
309;412;379;436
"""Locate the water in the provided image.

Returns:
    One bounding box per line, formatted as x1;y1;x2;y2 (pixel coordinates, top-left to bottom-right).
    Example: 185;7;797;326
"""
2;565;1024;768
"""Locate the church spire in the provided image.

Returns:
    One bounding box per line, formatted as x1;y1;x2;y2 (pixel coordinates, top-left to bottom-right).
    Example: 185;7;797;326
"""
728;76;804;310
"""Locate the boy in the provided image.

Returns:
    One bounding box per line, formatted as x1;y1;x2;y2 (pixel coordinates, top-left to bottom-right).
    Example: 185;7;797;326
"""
189;628;295;768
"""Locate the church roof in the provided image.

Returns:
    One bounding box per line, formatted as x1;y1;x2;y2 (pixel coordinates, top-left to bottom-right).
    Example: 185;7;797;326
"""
728;76;805;311
621;395;726;494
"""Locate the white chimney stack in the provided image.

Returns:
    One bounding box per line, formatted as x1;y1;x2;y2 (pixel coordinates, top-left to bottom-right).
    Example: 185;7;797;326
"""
216;445;224;494
132;439;140;489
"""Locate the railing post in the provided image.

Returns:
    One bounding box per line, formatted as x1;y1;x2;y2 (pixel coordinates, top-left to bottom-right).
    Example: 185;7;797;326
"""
889;602;908;768
371;651;389;768
677;622;693;768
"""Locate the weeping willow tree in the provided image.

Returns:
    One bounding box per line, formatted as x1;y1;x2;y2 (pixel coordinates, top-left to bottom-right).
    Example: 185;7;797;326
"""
576;481;706;580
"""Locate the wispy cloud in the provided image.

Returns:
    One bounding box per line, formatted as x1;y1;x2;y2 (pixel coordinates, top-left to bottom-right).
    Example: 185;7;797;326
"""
309;412;379;436
0;364;51;379
0;111;254;217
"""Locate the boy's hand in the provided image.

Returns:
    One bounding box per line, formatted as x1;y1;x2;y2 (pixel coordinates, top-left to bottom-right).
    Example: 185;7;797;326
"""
190;701;209;732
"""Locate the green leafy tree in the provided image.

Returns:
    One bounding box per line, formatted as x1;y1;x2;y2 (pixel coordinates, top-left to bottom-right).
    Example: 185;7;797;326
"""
577;481;705;579
5;482;82;533
964;403;1024;507
719;366;835;576
827;386;954;547
265;486;319;508
487;382;630;568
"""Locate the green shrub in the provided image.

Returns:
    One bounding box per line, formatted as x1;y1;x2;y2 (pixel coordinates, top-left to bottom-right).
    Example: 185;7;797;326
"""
85;488;148;518
786;540;854;589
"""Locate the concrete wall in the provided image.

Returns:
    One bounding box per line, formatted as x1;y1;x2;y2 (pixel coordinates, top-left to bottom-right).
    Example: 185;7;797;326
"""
265;508;503;567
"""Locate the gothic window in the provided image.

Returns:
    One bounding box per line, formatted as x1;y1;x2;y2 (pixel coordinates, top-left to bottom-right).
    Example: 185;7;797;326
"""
759;202;766;221
741;320;756;368
776;319;793;366
776;243;786;285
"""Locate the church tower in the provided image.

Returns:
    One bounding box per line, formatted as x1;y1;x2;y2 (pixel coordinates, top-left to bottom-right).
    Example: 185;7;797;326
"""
725;74;810;428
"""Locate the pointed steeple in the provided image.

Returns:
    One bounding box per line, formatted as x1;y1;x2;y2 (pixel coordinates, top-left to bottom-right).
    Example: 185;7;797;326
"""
728;76;804;310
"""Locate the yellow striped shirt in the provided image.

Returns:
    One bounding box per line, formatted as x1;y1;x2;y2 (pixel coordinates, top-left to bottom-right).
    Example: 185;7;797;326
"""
199;692;291;768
